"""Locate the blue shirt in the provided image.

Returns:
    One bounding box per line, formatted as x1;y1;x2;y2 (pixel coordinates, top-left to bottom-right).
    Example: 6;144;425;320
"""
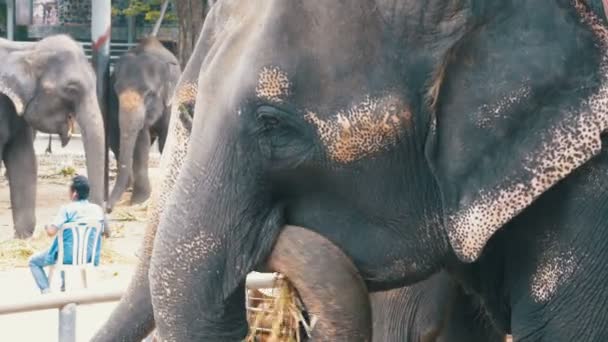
45;200;107;266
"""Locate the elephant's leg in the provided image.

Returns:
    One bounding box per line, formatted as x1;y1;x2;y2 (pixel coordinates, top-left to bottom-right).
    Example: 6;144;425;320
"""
109;130;119;164
266;226;372;341
4;129;37;239
131;128;151;204
45;134;52;154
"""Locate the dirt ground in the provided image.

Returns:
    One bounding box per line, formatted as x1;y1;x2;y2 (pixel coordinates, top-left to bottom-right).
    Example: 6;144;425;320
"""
0;150;161;264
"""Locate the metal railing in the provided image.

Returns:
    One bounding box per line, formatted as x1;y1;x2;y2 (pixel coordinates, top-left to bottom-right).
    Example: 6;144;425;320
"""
0;272;279;342
12;40;137;69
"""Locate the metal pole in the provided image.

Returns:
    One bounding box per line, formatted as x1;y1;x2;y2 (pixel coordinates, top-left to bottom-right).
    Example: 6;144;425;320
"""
0;273;277;316
127;16;135;44
0;289;124;315
91;0;112;204
6;0;14;40
151;0;170;37
58;303;77;342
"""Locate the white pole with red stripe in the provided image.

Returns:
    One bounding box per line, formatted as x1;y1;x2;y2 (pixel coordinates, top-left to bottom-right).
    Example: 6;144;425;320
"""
91;0;112;204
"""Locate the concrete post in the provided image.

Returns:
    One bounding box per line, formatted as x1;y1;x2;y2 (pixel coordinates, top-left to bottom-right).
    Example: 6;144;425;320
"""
6;0;14;40
127;16;135;44
91;0;112;203
58;303;77;342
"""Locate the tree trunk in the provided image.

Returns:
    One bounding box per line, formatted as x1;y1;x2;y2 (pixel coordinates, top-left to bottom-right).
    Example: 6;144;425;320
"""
174;0;210;67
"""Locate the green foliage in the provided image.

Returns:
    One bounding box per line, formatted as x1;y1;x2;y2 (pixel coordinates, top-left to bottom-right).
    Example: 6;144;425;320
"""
145;11;178;22
112;0;176;23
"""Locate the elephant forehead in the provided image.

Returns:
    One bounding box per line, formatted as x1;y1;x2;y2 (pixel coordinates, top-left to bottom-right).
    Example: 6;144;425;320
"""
255;66;291;103
118;89;144;112
305;94;410;163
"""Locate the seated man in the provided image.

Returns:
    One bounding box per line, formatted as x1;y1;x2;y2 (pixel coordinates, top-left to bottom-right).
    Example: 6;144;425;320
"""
28;175;107;294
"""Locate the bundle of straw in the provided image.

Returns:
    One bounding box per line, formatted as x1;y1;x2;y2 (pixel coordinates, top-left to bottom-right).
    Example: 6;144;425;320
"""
246;277;308;342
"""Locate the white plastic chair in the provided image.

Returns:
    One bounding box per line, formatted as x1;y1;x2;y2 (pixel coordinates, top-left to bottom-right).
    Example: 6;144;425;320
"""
48;220;103;291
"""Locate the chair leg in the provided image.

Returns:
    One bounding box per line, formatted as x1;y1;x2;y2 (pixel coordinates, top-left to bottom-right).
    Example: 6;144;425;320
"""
81;269;88;289
47;266;55;292
60;271;66;292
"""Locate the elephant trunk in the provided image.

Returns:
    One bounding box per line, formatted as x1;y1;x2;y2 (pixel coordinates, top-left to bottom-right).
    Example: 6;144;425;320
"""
266;226;372;341
107;90;145;212
90;227;156;341
76;95;105;206
149;117;276;340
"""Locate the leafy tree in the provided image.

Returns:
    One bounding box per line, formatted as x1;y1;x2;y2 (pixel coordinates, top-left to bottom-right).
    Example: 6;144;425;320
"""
112;0;177;24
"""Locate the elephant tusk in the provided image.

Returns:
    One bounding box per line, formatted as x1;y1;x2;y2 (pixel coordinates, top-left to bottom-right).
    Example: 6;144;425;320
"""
67;116;75;139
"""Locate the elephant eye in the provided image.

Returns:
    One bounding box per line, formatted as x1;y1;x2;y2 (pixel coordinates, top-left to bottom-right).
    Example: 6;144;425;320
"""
259;114;280;130
253;105;314;167
63;82;82;97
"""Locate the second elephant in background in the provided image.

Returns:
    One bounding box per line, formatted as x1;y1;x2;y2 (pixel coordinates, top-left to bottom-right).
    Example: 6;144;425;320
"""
107;37;181;212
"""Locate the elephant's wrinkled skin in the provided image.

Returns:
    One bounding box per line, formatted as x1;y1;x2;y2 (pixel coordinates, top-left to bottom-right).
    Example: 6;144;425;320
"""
0;35;104;238
106;37;180;211
371;271;503;342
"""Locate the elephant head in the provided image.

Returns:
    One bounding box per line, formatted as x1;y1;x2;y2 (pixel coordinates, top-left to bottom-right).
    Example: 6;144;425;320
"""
148;1;608;340
0;35;105;205
107;37;180;211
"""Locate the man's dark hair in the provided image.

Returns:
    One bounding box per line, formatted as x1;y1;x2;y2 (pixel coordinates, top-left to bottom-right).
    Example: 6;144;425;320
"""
70;175;90;200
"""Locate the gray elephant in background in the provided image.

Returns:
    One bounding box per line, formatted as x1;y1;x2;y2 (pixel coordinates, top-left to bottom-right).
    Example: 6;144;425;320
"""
106;36;180;212
0;35;105;238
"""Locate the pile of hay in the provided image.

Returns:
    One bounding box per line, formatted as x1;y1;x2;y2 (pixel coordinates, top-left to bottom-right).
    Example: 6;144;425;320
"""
246;277;309;342
111;199;149;222
0;229;130;270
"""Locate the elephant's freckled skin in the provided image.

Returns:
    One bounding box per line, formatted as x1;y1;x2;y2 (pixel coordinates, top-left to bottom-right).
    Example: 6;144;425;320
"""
133;81;196;339
118;88;144;113
305;94;408;163
153;231;221;338
255;66;291;103
530;249;577;303
449;5;608;262
145;81;196;240
174;83;198;105
475;85;531;129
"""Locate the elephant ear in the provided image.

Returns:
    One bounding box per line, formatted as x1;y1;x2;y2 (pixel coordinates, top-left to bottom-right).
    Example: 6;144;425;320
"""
425;6;608;262
0;49;36;115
